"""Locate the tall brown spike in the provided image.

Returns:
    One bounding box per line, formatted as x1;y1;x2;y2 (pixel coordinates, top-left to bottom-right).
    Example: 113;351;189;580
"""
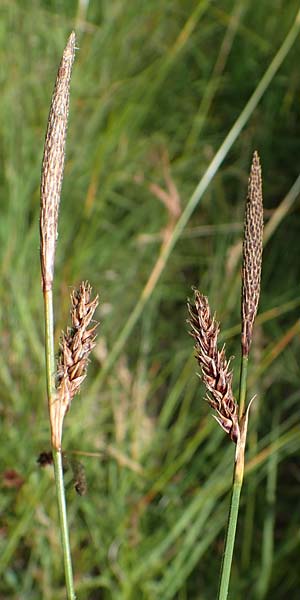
241;151;264;357
40;32;76;292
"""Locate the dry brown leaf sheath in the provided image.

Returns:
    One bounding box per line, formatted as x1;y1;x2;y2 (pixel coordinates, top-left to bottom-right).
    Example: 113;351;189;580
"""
241;151;264;356
188;291;239;443
40;32;75;292
51;282;99;449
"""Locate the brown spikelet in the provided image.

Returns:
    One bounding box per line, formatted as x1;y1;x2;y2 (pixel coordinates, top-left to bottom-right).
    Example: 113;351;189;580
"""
57;282;99;407
40;32;76;292
51;282;99;449
187;290;239;443
241;151;264;357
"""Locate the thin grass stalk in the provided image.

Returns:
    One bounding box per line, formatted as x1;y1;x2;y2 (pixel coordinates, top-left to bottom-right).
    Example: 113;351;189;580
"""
40;32;76;600
43;288;75;599
218;152;263;599
187;154;264;598
240;329;262;571
217;357;248;600
187;288;244;596
52;449;75;596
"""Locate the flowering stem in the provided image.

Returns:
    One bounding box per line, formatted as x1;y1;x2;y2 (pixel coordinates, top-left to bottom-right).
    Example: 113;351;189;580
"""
217;355;249;600
218;481;242;600
43;288;75;600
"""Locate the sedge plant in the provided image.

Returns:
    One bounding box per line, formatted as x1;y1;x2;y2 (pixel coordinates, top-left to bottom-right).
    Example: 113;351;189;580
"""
187;151;264;599
40;32;98;599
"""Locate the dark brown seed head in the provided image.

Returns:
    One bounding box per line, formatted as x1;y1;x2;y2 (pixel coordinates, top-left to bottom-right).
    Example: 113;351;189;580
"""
241;151;264;357
187;290;239;443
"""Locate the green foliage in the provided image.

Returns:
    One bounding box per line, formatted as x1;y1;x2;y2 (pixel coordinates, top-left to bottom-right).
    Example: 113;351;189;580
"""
1;1;300;598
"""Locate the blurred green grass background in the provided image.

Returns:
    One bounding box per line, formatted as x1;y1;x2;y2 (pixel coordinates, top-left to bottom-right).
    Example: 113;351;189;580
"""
1;1;300;598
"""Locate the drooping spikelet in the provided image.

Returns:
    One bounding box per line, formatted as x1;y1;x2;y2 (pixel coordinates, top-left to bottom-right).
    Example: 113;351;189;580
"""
241;151;264;357
40;32;76;292
51;282;98;449
187;290;239;443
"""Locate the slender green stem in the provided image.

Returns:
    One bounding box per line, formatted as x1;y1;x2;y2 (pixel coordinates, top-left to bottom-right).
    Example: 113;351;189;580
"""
218;481;242;600
52;449;76;600
217;356;249;600
43;289;76;600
